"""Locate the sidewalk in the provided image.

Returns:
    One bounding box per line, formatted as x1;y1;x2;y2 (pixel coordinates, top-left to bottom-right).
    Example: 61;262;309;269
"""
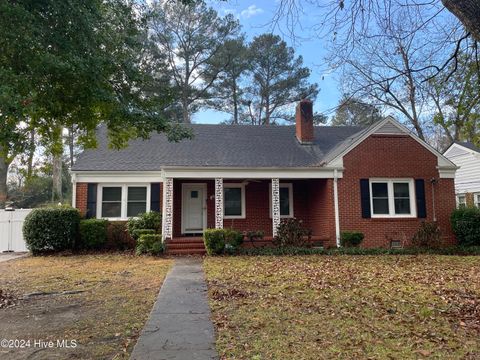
130;257;218;360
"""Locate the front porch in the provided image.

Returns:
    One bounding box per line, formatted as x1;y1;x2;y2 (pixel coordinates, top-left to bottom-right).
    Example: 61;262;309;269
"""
162;178;337;252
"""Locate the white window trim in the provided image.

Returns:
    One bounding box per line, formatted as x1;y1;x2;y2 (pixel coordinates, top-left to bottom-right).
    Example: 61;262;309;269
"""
474;193;480;208
269;183;294;218
456;194;467;208
223;183;246;219
97;183;151;220
369;179;417;218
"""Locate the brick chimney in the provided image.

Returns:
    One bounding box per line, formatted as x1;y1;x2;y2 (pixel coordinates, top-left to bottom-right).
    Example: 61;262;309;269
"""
295;99;314;144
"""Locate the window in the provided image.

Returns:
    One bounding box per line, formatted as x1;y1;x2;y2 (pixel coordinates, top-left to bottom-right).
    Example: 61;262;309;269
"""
102;187;122;218
456;195;466;208
98;184;150;219
475;193;480;208
224;184;245;218
127;187;147;217
270;183;294;218
369;179;416;217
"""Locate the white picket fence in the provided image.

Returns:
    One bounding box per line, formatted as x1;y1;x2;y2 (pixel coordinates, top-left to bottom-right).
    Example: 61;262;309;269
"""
0;209;32;252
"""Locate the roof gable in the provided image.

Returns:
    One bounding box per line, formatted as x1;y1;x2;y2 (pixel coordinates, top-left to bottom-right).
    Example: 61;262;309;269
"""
325;117;457;170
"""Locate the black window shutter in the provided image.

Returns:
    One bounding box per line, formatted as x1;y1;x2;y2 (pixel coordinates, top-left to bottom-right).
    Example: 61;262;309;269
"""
150;183;161;212
360;179;371;218
415;179;427;218
86;183;97;219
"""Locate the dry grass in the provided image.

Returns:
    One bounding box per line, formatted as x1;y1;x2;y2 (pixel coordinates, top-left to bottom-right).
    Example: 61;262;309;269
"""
0;254;172;359
204;255;480;360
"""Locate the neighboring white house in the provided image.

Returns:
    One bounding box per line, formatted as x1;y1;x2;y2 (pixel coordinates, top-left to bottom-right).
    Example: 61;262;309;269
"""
444;142;480;207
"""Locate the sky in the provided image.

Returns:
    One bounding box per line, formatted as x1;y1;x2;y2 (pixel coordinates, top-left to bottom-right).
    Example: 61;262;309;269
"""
194;0;340;124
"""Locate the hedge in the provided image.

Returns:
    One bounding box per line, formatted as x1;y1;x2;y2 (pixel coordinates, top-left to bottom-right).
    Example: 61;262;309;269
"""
451;207;480;246
136;234;164;255
79;219;108;249
127;212;162;240
23;207;80;254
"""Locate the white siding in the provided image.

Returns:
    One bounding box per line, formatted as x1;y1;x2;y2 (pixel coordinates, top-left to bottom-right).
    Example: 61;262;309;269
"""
444;144;480;194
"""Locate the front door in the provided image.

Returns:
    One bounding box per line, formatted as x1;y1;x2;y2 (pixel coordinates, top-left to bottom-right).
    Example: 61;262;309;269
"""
182;184;206;234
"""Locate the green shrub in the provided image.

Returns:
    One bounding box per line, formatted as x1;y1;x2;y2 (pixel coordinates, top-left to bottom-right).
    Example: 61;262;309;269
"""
224;228;243;249
411;221;442;248
127;212;162;240
451;207;480;246
79;219;108;249
340;231;365;248
132;229;156;240
23;207;80;254
203;229;226;255
274;218;312;248
135;234;164;255
105;222;135;250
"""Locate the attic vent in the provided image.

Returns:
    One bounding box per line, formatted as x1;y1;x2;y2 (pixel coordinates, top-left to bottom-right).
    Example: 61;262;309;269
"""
374;122;404;135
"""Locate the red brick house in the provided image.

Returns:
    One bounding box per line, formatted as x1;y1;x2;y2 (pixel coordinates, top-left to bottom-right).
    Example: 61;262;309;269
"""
71;100;458;251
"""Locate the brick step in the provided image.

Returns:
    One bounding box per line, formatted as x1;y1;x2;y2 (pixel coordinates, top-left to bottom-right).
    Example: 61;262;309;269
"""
167;248;206;255
167;242;206;250
169;237;204;243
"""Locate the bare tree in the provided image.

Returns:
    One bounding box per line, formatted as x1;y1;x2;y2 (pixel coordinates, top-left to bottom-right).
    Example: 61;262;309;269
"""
427;52;480;144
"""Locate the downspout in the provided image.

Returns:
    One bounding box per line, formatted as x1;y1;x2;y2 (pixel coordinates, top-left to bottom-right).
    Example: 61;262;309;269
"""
431;178;437;222
71;173;76;208
334;169;341;247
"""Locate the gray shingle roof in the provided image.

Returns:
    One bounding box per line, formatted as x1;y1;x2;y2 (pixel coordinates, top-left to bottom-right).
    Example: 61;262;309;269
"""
455;141;480;153
72;124;365;171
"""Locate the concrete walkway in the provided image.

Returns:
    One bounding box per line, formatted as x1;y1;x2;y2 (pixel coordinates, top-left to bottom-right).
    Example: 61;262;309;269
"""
130;258;218;360
0;253;28;263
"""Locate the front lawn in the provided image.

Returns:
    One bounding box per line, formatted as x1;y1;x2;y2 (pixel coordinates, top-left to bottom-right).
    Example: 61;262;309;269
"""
0;254;172;359
205;256;480;359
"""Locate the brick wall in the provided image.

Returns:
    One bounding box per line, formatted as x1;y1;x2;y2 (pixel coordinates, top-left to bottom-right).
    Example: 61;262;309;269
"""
75;182;162;219
172;179;323;238
338;135;456;248
76;183;88;217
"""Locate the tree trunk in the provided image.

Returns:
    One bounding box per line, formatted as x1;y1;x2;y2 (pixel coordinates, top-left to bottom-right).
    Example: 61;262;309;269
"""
0;153;8;209
52;153;63;202
442;0;480;42
232;82;238;124
68;125;75;168
26;129;35;179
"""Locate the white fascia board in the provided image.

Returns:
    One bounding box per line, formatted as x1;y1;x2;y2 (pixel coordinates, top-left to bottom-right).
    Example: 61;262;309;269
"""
73;171;164;183
326;117;458;178
162;167;343;179
437;167;457;179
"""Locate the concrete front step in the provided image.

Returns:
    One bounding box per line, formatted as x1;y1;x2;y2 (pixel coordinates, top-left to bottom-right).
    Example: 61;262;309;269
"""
167;248;206;255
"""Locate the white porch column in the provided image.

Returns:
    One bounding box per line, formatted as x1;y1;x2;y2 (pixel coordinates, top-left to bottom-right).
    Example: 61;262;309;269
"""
334;170;340;247
162;178;174;240
271;178;280;237
215;178;224;229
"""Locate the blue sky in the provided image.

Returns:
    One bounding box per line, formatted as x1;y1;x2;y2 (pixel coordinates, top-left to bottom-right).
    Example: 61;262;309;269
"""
194;1;340;124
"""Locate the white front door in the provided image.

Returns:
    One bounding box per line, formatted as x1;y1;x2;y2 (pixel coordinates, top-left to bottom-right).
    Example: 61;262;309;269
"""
182;184;206;234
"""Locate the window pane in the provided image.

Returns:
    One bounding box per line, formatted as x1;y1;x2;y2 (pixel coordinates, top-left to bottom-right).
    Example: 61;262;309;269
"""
280;187;290;216
103;187;121;201
102;202;121;218
372;199;389;214
372;183;388;198
394;199;411;214
394;183;410;198
128;187;146;201
224;188;242;216
127;202;147;217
